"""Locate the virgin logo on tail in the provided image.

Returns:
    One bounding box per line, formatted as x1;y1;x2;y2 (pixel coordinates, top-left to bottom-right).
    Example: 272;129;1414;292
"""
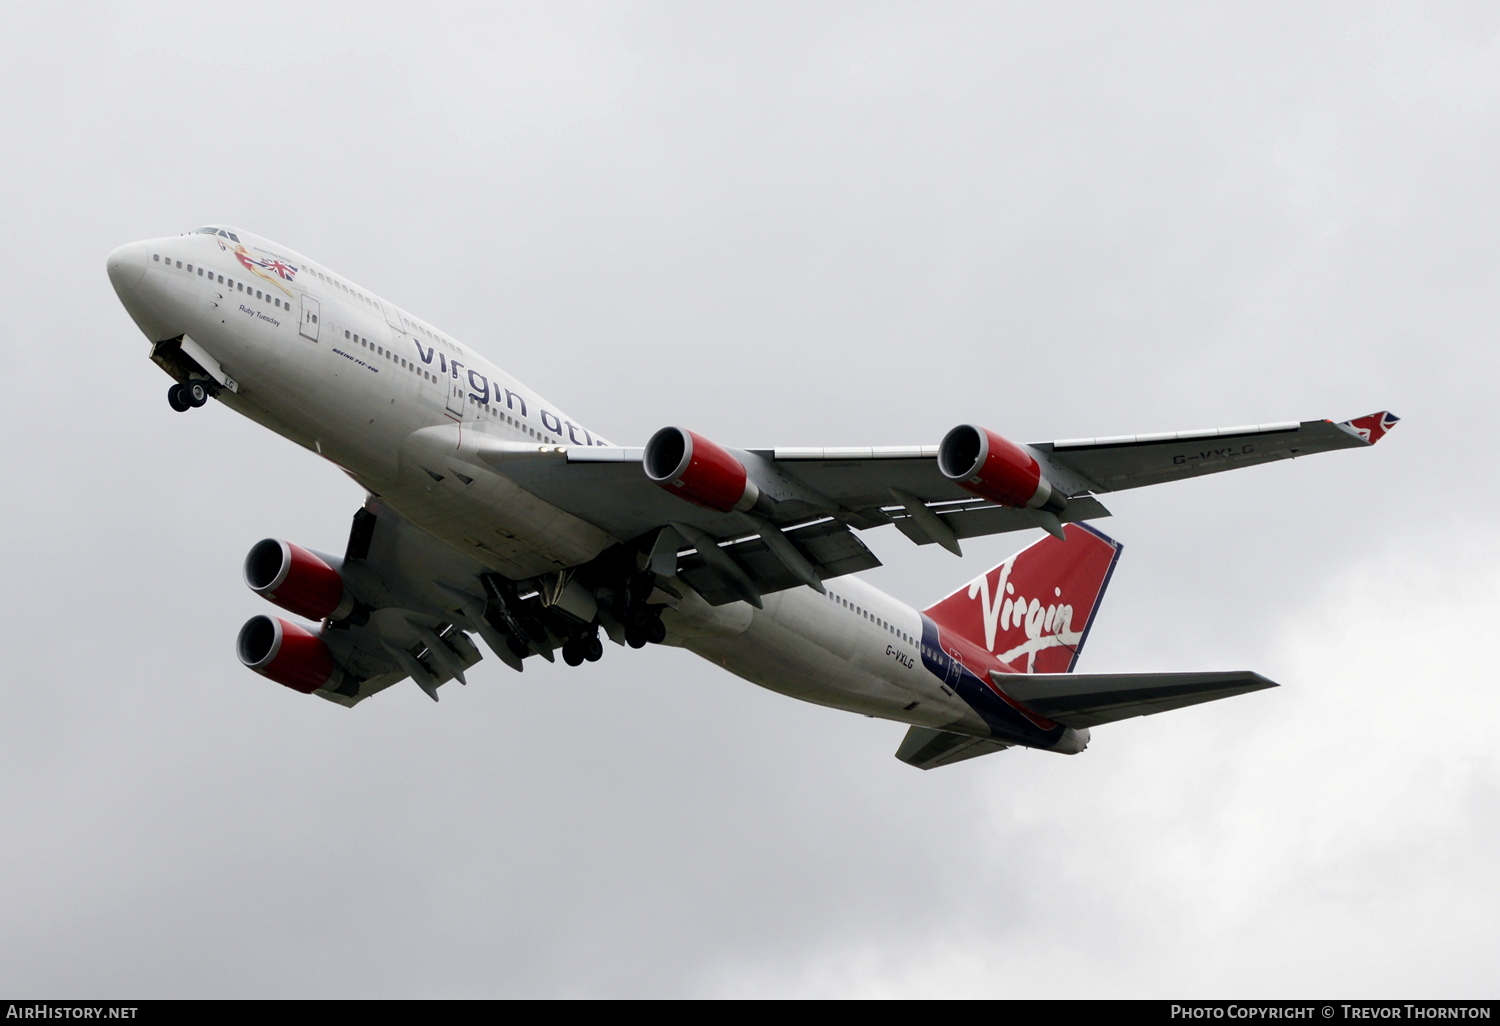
924;524;1122;675
967;558;1082;672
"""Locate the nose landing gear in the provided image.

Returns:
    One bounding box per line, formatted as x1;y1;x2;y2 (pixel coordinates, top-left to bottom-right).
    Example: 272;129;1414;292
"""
168;380;210;412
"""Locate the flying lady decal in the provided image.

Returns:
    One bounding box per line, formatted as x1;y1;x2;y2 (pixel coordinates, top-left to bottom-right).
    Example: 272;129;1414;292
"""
218;239;300;297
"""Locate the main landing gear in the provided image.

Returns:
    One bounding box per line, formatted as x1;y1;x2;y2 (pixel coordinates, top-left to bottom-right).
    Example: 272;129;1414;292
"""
618;571;667;649
168;380;210;412
623;606;667;649
561;631;604;667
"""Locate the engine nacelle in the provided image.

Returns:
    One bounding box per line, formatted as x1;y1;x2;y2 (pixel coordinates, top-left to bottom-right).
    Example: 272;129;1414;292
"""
938;425;1064;511
236;614;344;694
644;427;761;513
1049;726;1091;755
244;538;354;622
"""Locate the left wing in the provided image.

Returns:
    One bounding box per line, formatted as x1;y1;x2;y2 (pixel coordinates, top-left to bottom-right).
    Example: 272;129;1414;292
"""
470;410;1394;605
1034;412;1401;495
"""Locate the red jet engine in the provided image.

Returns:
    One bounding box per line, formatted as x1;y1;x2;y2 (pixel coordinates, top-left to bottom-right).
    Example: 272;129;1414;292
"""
243;538;354;622
938;425;1065;511
236;614;344;694
644;427;761;512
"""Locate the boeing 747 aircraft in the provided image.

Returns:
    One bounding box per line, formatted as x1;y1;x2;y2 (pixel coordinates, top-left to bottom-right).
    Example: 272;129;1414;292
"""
106;226;1397;768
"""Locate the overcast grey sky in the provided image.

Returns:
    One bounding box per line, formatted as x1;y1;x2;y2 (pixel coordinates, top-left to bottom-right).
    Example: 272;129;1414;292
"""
0;1;1496;997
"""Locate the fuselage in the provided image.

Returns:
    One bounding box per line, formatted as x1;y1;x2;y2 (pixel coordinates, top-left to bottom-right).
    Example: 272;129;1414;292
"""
107;226;1079;752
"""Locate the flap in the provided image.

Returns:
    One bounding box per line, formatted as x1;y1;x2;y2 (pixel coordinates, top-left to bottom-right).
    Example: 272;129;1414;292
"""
676;518;881;606
891;494;1111;547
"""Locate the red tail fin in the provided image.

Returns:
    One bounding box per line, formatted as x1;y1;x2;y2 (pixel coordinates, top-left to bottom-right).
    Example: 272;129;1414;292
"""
923;523;1122;673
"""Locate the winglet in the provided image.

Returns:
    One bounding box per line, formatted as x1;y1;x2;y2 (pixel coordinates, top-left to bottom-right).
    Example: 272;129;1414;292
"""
1336;411;1400;445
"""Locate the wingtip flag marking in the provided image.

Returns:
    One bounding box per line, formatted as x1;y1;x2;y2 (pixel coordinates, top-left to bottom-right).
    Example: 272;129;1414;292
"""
1339;411;1400;445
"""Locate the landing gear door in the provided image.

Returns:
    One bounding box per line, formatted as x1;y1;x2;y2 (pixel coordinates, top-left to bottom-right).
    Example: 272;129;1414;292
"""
299;296;320;342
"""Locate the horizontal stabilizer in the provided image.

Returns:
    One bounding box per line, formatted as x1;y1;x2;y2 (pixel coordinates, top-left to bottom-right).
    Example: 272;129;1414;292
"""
895;726;1012;770
992;670;1277;728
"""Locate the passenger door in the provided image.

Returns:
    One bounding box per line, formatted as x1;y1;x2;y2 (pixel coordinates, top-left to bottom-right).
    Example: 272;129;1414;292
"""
443;347;466;418
299;296;320;342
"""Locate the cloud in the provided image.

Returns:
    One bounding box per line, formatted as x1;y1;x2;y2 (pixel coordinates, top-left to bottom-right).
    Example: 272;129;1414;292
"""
705;526;1500;996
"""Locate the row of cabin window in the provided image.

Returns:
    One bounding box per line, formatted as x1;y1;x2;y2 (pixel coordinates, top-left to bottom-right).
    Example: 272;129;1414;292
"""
154;254;291;310
298;261;461;356
339;328;543;439
483;403;544;440
160;252;547;445
390;309;454;350
311;267;377;311
312;268;462;356
304;265;453;355
344;330;437;382
826;591;915;647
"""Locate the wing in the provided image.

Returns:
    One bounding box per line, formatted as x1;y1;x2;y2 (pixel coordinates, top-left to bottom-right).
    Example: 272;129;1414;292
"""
1034;411;1400;494
309;502;561;707
473;410;1393;605
478;440;1111;605
992;670;1278;729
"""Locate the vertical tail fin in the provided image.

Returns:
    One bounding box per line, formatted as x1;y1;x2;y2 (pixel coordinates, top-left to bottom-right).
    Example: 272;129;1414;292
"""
923;523;1122;673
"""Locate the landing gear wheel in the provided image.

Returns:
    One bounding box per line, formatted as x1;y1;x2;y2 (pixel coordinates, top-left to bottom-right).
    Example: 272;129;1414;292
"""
625;625;648;649
167;383;190;412
646;618;667;645
185;380;209;407
584;635;604;662
506;634;530;660
562;641;584;667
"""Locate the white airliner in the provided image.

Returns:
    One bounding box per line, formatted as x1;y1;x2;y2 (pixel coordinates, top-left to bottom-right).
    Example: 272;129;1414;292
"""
106;226;1398;768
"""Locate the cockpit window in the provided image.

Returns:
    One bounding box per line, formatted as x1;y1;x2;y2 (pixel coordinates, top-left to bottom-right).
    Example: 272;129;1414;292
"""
191;226;240;242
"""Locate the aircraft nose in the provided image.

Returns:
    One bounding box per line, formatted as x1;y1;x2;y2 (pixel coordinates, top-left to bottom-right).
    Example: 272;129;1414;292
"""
106;242;148;295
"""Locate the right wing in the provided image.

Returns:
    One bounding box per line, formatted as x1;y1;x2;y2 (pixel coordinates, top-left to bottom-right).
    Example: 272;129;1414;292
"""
312;501;539;707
